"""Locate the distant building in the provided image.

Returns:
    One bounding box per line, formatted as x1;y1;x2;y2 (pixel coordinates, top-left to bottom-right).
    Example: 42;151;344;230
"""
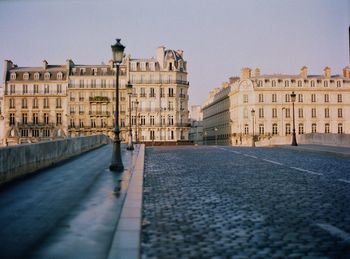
0;86;4;146
203;66;350;146
189;105;203;144
0;46;190;146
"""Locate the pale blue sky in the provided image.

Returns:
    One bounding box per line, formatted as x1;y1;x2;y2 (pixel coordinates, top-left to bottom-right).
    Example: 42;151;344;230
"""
0;0;349;106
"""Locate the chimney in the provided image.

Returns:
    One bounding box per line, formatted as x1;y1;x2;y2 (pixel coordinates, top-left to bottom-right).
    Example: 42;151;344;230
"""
300;66;308;78
323;67;331;78
343;66;350;78
240;67;252;79
3;60;14;83
255;68;261;77
156;46;165;70
42;60;48;70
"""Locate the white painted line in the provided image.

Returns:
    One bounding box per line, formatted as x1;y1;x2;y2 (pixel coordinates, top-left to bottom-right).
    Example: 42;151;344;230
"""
243;154;258;159
262;159;284;166
290;166;323;176
317;223;350;243
338;179;350;184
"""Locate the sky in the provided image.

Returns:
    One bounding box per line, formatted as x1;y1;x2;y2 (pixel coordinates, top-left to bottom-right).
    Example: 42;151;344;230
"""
0;0;349;106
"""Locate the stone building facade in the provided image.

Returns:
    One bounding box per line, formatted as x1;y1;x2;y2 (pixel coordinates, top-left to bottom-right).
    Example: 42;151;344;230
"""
203;66;350;146
1;46;190;146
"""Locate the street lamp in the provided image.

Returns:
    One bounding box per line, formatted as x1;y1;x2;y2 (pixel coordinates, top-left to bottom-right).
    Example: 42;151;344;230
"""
135;99;139;143
214;127;218;145
109;38;125;171
290;91;298;146
204;131;207;145
251;108;255;147
126;81;134;151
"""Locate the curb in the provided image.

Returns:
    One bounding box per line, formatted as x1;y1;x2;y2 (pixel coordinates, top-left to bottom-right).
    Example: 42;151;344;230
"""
107;144;145;259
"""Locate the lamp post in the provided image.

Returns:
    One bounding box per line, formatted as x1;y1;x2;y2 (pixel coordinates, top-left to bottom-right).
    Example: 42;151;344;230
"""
290;91;298;146
135;99;139;143
204;131;207;145
126;81;134;151
109;39;125;171
251;108;255;147
214;127;218;145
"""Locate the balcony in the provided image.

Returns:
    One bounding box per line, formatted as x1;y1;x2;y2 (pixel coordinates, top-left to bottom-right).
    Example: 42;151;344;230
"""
17;123;56;128
89;96;110;102
130;79;189;85
89;111;111;116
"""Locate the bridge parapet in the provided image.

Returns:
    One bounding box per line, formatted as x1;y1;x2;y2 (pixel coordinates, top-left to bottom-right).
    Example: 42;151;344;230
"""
0;135;110;185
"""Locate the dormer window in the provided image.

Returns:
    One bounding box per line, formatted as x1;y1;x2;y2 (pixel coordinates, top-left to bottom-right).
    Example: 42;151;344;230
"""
149;62;155;71
23;73;29;80
34;73;40;80
10;73;16;80
44;72;51;80
169;62;173;71
92;68;97;76
80;68;86;75
131;62;137;71
57;72;63;80
102;68;107;75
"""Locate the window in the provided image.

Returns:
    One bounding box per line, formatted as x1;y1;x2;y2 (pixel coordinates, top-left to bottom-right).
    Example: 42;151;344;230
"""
338;108;343;118
24;73;29;80
285;94;290;102
140;115;146;125
91;119;96;128
298;80;302;87
101;79;106;88
57;84;62;93
10;113;15;125
140;88;146;97
10;84;15;94
168;115;174;125
10;73;16;80
21;129;28;137
44;72;50;80
150;130;155;140
298;123;304;134
79;92;84;101
43;129;50;137
272;123;278;135
56;98;62;108
79;105;84;114
34;84;39;94
22;98;28;109
168;101;174;111
259;124;264;135
56;113;62;125
150;115;155;125
44;113;49;124
244;124;249;135
243;94;248;103
259;108;264;118
285;108;290;118
258;94;264;103
22;113;28;124
338;123;343;134
32;129;39;137
150;88;155;97
324;81;328;87
70;119;75;128
57;72;63;80
337;81;342;87
91;79;96;88
272;80;276;87
285;123;291;135
311;94;316;102
79;119;84;128
311;108;316;118
70;92;75;101
9;98;15;108
324;108;329;118
324;94;329;103
44;98;49;108
325;123;330;133
257;80;263;87
44;84;49;94
33;113;38;124
79;80;84;88
34;73;40;80
298;108;303;118
298;94;303;102
312;123;317;133
170;130;174;140
284;81;289;87
272;108;277;118
168;88;174;97
311;81;315;87
131;62;137;71
23;84;28;94
272;94;277;103
337;94;342;103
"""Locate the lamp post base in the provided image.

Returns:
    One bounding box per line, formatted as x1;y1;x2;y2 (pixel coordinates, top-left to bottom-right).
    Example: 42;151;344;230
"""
110;138;124;172
291;133;298;146
252;136;255;147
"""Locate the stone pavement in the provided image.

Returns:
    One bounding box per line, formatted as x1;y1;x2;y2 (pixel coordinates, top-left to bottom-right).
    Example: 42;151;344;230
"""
279;144;350;157
141;145;350;258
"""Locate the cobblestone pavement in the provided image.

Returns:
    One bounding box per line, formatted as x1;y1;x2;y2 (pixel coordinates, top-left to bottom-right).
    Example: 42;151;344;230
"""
141;146;350;258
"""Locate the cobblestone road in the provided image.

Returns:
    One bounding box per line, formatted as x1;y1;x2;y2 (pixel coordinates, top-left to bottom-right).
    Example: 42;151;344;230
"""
142;146;350;258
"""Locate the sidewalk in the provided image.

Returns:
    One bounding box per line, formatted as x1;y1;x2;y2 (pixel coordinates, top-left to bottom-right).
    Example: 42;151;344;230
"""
277;144;350;157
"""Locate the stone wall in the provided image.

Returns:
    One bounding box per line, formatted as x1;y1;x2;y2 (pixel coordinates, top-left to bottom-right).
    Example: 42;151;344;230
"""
0;135;109;185
299;133;350;147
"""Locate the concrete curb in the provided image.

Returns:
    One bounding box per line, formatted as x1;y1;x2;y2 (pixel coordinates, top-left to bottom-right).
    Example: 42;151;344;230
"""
276;145;350;158
107;144;145;259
